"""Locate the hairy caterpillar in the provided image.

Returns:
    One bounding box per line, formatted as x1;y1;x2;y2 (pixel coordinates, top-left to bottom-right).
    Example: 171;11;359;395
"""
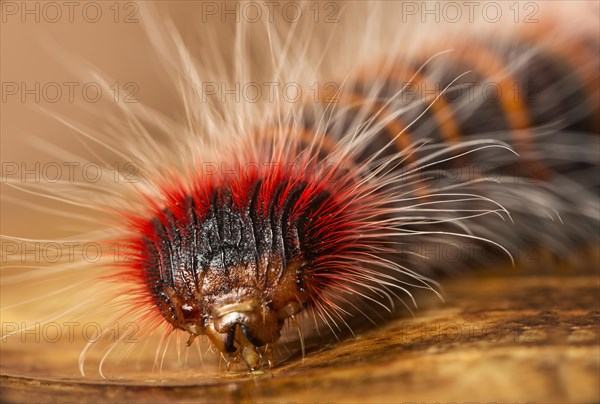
1;0;598;396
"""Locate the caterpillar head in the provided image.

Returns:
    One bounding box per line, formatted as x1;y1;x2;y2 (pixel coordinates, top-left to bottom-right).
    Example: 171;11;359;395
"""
125;166;346;370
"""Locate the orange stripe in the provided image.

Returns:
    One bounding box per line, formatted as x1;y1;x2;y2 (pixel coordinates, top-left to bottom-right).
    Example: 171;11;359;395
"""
386;63;462;143
318;87;415;160
449;42;530;132
342;87;434;197
520;24;600;133
387;39;551;180
430;40;551;180
317;86;431;198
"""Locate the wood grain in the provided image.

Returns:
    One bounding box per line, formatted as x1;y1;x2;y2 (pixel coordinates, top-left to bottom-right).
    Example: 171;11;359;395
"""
2;265;598;403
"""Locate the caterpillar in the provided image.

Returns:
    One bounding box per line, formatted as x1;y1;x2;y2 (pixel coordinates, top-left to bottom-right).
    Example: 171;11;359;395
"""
1;0;598;392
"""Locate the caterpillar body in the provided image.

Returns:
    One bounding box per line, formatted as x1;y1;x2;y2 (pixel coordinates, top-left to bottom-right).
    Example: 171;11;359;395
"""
130;29;600;371
1;0;599;385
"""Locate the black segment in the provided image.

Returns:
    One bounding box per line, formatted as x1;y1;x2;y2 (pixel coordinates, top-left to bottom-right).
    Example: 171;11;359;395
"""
141;179;328;320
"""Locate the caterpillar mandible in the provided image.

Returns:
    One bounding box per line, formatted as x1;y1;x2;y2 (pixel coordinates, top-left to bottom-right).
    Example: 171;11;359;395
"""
1;0;598;389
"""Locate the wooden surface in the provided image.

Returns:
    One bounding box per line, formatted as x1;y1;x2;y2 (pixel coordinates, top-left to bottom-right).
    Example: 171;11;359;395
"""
2;268;599;403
